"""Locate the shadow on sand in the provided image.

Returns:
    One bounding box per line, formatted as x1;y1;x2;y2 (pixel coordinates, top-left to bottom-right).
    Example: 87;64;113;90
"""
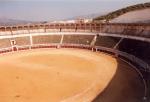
92;59;145;102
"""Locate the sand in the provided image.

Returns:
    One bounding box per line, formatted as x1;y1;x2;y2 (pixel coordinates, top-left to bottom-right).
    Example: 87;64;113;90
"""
0;49;144;102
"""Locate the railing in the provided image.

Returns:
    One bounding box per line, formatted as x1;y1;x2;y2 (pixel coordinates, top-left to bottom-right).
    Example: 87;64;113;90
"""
0;43;149;72
95;46;150;72
0;47;12;54
0;23;149;38
9;43;150;72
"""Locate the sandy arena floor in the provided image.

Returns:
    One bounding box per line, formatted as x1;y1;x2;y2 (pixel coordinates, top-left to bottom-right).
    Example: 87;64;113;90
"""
0;49;144;102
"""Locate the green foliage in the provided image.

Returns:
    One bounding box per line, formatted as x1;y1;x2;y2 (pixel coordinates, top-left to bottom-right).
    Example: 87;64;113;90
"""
94;2;150;21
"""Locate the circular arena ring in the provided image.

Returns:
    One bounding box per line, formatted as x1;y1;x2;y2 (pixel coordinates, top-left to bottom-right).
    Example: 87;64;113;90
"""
0;23;149;102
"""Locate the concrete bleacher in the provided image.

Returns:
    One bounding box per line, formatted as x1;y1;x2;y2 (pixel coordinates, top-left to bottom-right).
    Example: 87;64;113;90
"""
14;36;30;46
63;35;94;45
32;35;61;44
95;36;121;48
118;38;150;65
141;27;150;37
0;38;11;48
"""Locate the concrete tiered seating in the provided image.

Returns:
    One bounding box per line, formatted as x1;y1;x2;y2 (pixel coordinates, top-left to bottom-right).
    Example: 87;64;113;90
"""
32;35;61;44
63;35;94;45
14;37;30;46
95;36;121;48
118;39;150;65
141;27;150;37
0;38;11;48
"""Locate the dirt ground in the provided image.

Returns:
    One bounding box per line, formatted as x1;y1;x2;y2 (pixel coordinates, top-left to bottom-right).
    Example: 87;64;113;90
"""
0;49;144;102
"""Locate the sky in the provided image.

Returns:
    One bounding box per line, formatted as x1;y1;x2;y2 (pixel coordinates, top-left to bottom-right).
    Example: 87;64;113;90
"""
0;0;149;21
